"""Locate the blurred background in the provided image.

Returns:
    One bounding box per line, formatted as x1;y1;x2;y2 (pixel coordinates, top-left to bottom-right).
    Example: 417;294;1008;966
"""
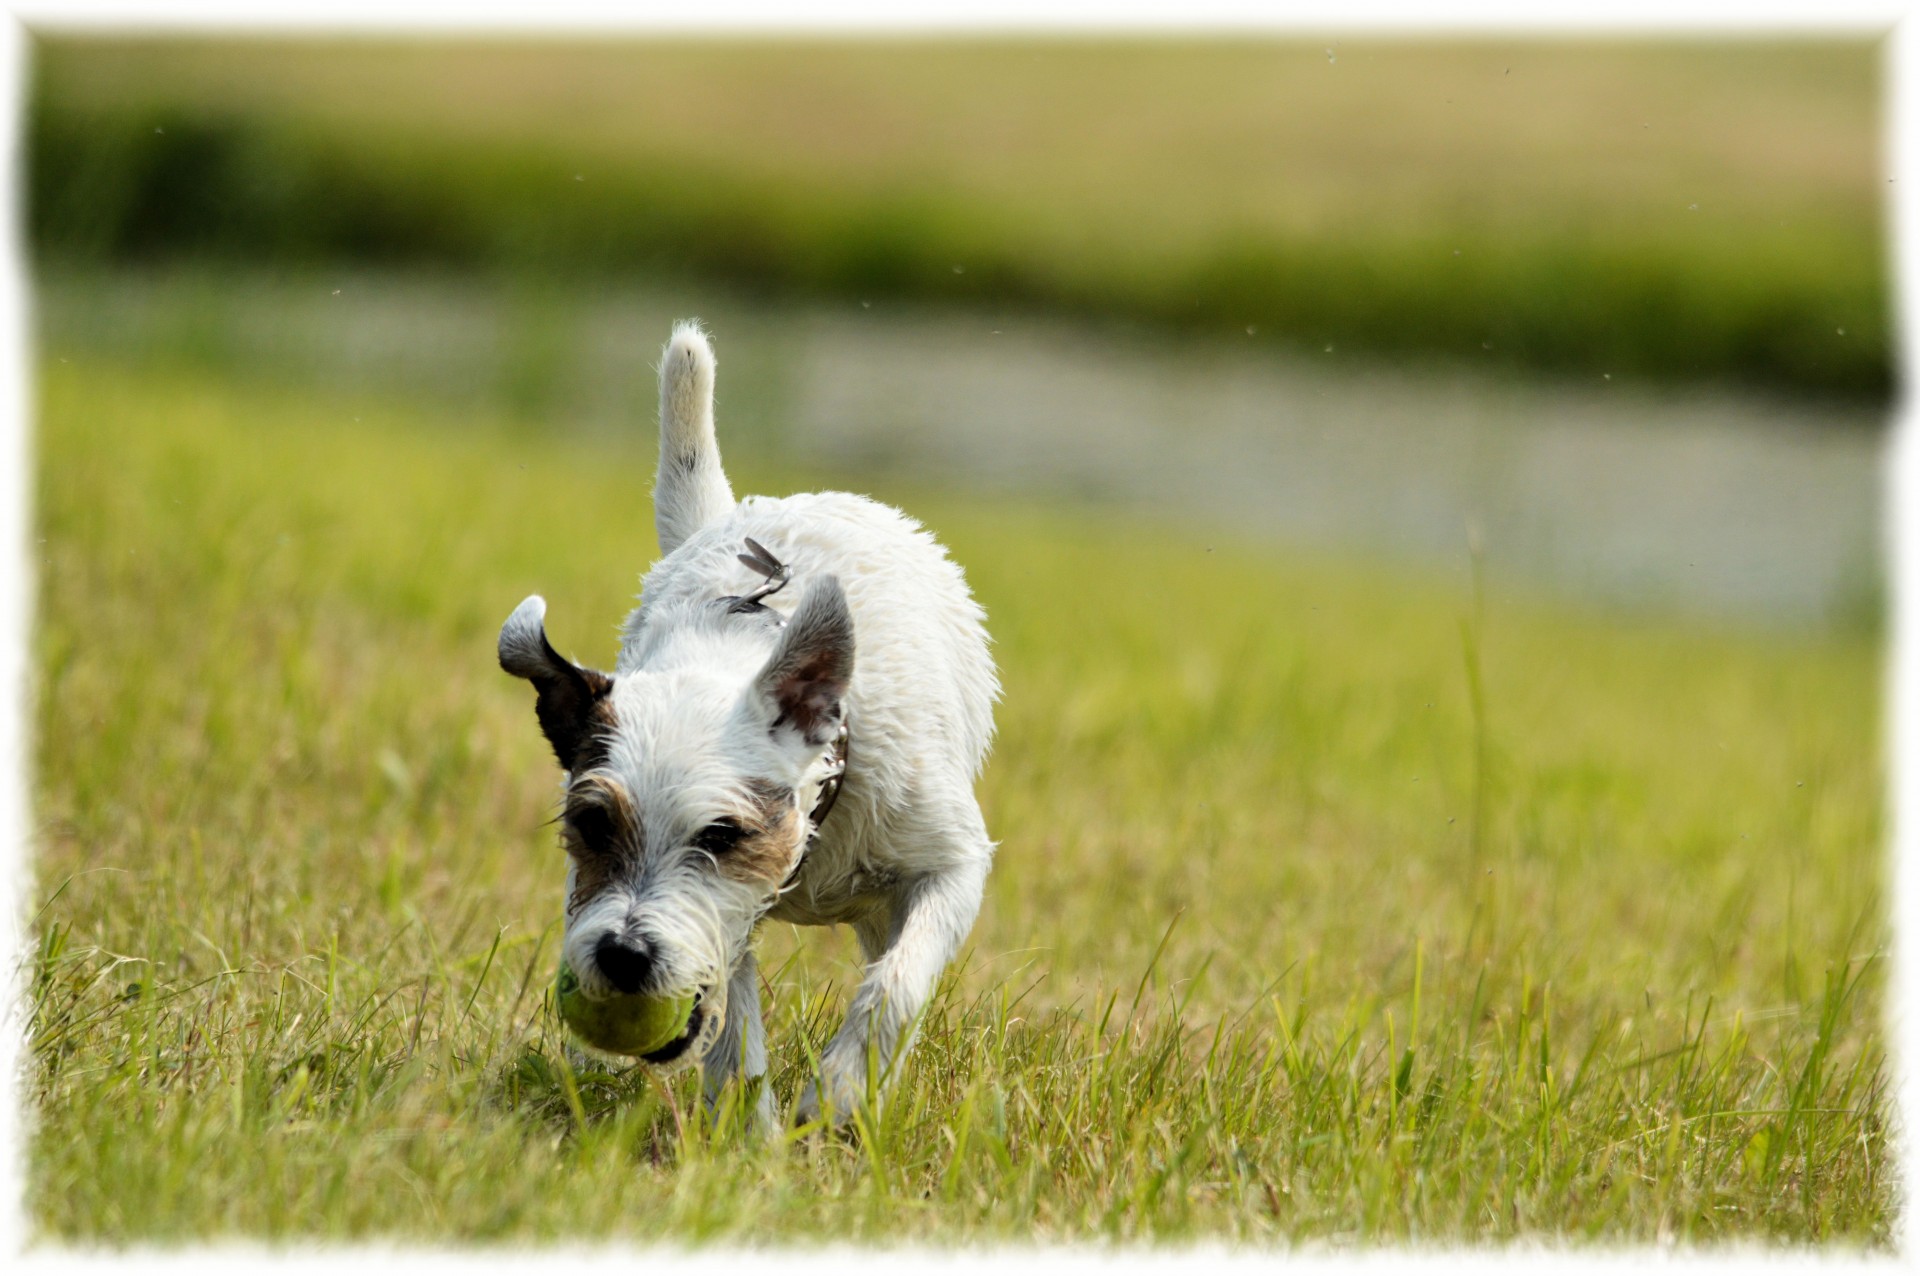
28;34;1889;628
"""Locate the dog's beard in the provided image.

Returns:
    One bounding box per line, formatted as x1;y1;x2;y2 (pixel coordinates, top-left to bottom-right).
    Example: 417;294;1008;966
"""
557;865;773;1074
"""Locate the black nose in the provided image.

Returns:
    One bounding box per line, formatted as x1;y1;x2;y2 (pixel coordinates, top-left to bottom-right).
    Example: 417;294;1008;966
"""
594;933;653;995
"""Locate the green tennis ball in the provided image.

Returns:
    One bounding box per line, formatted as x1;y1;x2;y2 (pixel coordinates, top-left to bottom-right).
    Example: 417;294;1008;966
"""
554;958;695;1057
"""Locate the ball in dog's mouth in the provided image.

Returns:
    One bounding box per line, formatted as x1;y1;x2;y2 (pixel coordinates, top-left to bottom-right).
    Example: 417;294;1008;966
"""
637;996;707;1066
554;958;699;1060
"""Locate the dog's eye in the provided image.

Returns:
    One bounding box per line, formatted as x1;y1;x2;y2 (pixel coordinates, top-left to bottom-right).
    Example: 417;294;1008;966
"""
691;819;747;856
565;805;618;857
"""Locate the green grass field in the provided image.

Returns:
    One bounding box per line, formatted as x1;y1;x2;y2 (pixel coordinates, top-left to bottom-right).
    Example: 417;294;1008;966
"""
25;346;1889;1243
29;36;1889;397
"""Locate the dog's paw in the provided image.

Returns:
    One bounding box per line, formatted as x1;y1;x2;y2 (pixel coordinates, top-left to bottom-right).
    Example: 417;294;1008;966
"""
706;1075;778;1141
792;1080;829;1129
792;1085;814;1128
793;1063;865;1129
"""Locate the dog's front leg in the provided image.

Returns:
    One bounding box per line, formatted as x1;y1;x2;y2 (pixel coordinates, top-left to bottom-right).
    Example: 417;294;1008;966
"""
796;858;986;1126
701;948;775;1136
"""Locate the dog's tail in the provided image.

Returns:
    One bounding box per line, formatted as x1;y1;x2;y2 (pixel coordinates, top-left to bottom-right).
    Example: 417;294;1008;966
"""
653;320;736;556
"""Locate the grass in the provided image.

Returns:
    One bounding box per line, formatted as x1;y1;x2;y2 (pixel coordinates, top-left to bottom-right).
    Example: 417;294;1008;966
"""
27;35;1890;398
26;350;1891;1243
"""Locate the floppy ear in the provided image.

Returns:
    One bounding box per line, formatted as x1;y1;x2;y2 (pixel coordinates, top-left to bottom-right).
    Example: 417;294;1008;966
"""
754;576;854;746
499;595;615;772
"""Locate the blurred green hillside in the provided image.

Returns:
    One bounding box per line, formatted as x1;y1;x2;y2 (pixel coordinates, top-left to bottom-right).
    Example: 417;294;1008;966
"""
29;36;1889;398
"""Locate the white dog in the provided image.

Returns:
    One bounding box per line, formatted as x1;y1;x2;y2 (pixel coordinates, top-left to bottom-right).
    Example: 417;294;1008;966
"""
499;322;998;1129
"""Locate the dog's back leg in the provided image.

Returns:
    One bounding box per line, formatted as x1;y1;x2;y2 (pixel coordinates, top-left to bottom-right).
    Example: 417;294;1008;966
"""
653;321;736;556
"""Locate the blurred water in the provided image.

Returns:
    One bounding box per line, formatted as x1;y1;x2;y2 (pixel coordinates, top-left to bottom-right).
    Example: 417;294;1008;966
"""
40;268;1885;628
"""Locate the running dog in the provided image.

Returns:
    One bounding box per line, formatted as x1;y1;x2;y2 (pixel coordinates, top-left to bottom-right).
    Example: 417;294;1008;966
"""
500;322;998;1129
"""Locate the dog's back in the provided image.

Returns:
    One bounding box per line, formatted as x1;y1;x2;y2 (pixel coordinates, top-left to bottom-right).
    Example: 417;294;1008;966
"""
625;491;997;777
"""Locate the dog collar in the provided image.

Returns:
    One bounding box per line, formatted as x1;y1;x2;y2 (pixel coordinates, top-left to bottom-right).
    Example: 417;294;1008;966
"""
806;719;850;840
723;536;848;873
781;718;848;893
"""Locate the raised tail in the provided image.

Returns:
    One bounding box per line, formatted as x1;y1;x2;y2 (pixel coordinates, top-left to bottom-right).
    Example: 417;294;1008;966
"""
653;320;736;556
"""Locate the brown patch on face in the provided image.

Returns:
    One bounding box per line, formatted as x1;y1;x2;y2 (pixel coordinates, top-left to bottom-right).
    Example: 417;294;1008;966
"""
562;775;639;913
711;783;804;885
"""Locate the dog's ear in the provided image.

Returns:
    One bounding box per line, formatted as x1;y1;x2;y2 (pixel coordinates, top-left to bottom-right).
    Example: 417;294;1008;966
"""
499;595;615;772
754;576;854;746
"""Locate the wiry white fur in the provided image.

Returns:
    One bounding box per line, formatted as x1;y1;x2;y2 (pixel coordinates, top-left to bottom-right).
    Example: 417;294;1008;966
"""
541;322;998;1131
654;322;735;557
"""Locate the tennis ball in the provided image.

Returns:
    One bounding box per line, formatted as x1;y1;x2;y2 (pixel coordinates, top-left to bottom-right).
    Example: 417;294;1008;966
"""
554;958;695;1057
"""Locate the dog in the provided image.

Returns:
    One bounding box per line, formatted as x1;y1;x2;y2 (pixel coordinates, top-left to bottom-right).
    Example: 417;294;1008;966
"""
499;321;999;1129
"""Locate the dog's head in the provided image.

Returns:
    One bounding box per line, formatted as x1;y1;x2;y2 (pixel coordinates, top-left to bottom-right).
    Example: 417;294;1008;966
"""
499;577;853;1071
